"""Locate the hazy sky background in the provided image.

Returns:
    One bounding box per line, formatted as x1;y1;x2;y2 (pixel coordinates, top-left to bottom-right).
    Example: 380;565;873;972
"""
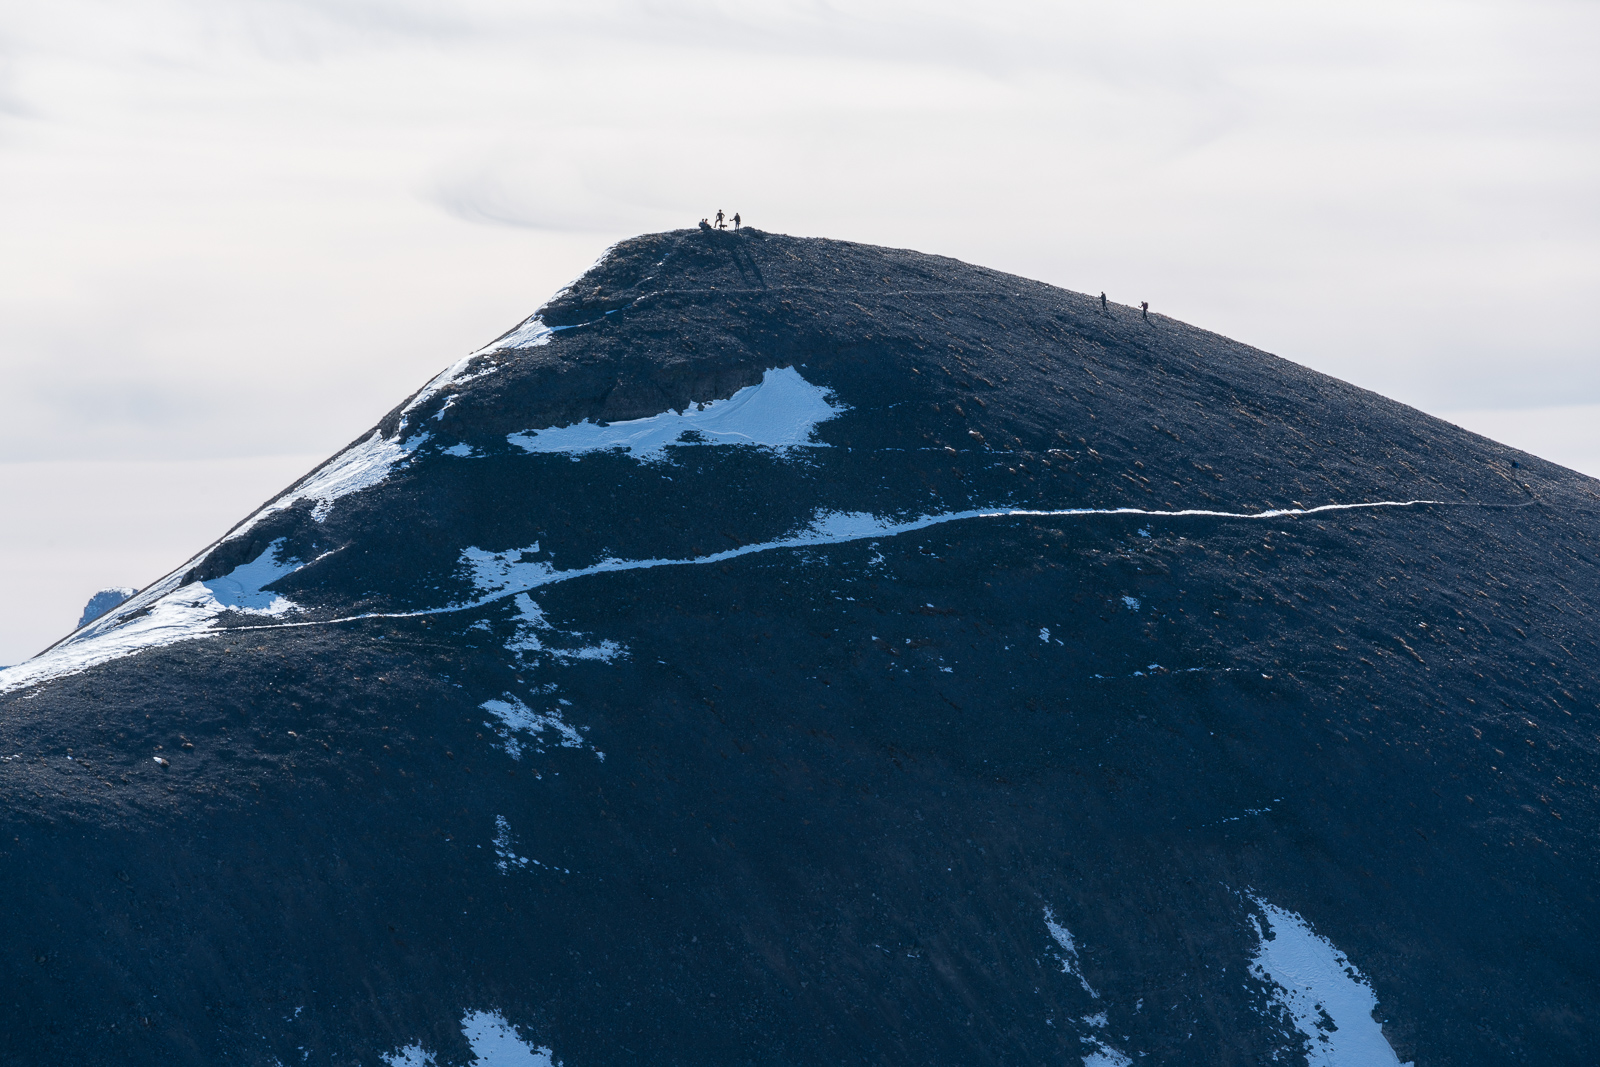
2;0;1597;663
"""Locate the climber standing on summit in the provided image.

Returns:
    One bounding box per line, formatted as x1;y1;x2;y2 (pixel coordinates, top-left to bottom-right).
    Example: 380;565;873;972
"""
715;209;725;229
1100;292;1108;313
1141;301;1150;321
732;212;741;230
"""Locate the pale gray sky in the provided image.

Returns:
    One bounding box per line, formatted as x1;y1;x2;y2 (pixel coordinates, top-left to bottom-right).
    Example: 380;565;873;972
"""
2;0;1597;663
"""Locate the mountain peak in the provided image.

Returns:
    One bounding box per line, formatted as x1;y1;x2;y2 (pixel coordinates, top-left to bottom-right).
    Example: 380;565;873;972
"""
1;230;1596;1065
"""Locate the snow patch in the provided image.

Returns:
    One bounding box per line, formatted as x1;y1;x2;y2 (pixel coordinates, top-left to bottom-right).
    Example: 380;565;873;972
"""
203;538;303;615
489;589;625;665
1121;596;1140;612
481;695;585;759
805;509;893;540
462;1011;556;1066
551;640;624;663
0;542;307;695
298;429;429;522
472;316;554;357
507;366;844;460
1249;896;1411;1066
384;1009;556;1067
463;548;558;603
0;583;219;694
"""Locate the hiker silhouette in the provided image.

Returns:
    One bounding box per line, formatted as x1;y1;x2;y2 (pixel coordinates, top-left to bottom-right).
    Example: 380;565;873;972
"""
1141;301;1149;321
732;212;741;230
715;209;725;229
1100;292;1107;312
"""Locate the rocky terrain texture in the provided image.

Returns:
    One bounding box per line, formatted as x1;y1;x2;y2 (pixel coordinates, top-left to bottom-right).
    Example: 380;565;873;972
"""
1;228;1596;1065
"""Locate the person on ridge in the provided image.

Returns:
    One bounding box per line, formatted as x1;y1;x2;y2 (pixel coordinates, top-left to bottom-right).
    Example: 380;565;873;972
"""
732;212;741;229
715;209;725;229
1141;301;1150;321
1100;292;1107;312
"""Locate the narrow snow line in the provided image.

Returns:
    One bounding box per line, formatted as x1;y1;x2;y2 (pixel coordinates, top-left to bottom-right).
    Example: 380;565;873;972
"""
0;496;1460;692
220;498;1448;634
1003;499;1446;521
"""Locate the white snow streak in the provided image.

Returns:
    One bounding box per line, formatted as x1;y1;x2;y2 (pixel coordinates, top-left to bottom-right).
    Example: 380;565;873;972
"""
220;426;429;544
507;366;844;459
304;430;429;522
1249;897;1411;1067
473;316;554;356
0;583;227;694
1043;907;1135;1067
1044;906;1098;997
453;500;1445;615
0;498;1448;694
235;325;529;535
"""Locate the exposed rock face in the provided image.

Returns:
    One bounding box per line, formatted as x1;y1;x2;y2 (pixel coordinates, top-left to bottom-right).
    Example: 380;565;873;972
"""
76;587;137;629
2;228;1596;1066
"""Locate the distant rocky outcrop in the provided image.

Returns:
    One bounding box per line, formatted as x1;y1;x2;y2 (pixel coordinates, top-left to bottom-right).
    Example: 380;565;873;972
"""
1;228;1596;1066
75;586;137;629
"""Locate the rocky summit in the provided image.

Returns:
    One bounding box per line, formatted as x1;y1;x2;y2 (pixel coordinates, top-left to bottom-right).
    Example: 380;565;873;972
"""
2;228;1597;1066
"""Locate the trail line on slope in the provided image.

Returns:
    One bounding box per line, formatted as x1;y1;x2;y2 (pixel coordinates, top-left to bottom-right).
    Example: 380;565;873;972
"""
0;496;1506;694
223;498;1453;634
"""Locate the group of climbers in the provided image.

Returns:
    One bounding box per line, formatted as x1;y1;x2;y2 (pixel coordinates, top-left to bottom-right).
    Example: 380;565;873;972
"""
699;208;741;231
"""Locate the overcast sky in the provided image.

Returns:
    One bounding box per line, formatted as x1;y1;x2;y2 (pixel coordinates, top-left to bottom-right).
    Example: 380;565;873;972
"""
2;0;1597;663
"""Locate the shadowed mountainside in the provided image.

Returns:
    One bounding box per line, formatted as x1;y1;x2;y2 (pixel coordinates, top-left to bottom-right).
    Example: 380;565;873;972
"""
2;228;1597;1066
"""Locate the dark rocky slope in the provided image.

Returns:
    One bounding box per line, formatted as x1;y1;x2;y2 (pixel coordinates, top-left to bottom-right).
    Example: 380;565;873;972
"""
2;228;1597;1066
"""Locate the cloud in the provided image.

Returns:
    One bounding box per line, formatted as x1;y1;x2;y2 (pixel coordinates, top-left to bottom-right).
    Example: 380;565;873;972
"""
1;0;1597;662
431;150;686;234
1;0;1597;434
